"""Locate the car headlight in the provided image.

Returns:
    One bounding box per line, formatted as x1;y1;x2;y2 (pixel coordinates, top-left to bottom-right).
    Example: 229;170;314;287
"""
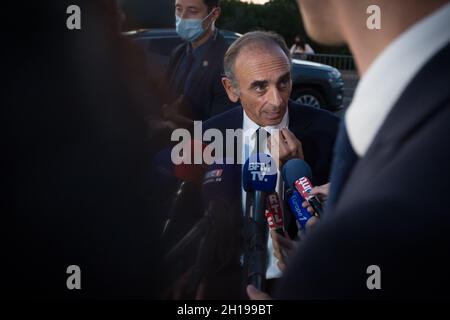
327;69;342;85
327;68;341;80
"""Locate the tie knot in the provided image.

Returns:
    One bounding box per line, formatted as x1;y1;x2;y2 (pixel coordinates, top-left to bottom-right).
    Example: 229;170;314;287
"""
254;128;271;154
255;127;271;138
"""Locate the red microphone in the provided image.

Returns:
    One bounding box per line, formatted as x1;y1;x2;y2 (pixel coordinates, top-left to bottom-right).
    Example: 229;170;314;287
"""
294;176;323;217
265;192;285;236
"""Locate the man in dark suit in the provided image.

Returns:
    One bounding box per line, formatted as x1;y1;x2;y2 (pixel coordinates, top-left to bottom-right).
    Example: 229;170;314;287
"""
201;31;339;298
164;0;236;124
248;0;450;299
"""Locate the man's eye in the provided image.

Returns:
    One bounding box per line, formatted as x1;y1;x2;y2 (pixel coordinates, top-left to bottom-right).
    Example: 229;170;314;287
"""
254;85;267;93
279;79;290;89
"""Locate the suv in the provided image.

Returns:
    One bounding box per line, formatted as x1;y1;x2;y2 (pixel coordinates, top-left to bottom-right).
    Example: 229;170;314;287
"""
126;29;344;111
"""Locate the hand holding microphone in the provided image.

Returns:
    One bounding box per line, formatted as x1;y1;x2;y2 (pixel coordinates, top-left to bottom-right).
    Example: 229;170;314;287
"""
295;176;323;217
282;158;325;218
301;183;329;216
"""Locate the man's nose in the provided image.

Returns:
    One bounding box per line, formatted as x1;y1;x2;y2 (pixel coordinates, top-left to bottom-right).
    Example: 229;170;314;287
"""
267;87;283;107
176;9;188;19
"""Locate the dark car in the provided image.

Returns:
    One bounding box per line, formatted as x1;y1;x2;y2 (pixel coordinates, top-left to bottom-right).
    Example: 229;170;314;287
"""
126;29;344;110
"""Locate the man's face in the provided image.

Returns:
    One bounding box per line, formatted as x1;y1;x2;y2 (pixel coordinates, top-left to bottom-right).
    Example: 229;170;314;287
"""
296;0;345;45
229;46;292;127
175;0;210;25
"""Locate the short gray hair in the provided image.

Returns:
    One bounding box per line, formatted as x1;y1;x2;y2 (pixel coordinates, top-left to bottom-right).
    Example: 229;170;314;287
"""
224;31;292;88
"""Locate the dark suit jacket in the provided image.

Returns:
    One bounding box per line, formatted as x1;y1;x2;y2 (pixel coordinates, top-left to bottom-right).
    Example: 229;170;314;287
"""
204;100;340;185
277;43;450;299
201;100;339;298
167;30;236;120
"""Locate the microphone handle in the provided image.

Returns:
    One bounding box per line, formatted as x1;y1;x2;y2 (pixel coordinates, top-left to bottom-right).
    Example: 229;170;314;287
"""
160;181;188;239
187;201;223;295
247;190;268;291
253;190;267;224
309;196;323;217
163;214;211;263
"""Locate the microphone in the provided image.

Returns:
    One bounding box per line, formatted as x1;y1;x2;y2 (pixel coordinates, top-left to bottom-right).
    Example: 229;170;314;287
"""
265;192;285;236
158;141;207;239
295;176;323;217
282;159;323;217
286;188;313;228
163;160;238;263
242;153;278;291
167;160;240;295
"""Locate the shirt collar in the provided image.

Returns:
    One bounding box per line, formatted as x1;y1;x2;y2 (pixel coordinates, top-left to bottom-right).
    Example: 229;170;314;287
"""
345;2;450;157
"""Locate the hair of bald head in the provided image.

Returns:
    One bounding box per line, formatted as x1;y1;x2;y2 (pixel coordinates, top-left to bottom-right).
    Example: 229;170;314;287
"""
224;31;291;88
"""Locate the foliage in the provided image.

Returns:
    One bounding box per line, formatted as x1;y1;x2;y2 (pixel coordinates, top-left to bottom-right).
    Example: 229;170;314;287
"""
217;0;351;55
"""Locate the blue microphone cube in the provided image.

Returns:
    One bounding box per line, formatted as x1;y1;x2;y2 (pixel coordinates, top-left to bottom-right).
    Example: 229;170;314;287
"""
242;153;278;192
287;189;312;228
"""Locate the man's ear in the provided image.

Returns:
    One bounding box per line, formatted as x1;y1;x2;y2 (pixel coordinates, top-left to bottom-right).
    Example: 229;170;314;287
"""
212;7;221;21
222;77;239;103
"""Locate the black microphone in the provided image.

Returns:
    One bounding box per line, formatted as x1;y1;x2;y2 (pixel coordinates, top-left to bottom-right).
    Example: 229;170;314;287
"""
282;159;323;217
155;142;207;239
242;153;278;291
164;160;240;295
186;161;241;294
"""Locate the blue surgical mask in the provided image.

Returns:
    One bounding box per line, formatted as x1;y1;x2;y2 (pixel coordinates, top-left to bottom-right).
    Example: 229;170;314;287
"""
175;9;215;42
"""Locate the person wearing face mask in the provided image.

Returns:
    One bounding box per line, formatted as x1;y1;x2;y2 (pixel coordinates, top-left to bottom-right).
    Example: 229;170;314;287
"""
163;0;237;127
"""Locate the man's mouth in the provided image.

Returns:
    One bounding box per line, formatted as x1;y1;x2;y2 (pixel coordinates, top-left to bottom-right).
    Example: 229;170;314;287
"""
264;110;282;120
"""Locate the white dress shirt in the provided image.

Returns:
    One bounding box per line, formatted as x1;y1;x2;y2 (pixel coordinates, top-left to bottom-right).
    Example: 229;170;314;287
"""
241;109;289;279
346;2;450;157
